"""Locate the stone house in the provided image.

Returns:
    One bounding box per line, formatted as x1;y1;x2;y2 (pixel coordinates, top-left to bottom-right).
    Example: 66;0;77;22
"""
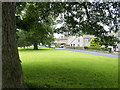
55;31;120;51
54;35;94;48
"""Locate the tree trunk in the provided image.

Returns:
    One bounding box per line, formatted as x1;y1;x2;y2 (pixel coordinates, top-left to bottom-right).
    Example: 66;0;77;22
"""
33;43;38;50
2;2;24;88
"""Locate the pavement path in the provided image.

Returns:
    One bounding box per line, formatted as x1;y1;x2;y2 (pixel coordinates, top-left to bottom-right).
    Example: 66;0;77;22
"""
56;48;119;58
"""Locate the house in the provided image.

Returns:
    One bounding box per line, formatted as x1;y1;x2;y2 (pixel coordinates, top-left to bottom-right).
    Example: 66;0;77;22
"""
55;31;120;51
54;35;94;48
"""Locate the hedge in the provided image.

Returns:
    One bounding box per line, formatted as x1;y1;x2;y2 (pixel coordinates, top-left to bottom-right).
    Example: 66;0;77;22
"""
84;46;111;51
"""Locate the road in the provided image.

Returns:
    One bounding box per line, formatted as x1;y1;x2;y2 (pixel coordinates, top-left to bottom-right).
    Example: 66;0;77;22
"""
56;48;119;58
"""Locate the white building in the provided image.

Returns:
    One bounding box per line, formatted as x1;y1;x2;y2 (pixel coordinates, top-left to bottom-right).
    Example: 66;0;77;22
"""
54;35;94;47
55;31;120;51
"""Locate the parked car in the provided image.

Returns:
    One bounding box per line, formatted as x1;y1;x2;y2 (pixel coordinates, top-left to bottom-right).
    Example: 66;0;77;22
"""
59;45;64;48
50;44;55;48
45;45;49;47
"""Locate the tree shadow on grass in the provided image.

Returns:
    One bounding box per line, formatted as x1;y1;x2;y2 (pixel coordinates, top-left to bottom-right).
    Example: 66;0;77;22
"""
25;82;53;88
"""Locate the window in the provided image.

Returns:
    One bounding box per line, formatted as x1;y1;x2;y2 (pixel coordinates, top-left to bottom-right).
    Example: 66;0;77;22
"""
84;38;88;42
73;44;75;46
78;44;80;46
88;38;91;42
78;39;80;42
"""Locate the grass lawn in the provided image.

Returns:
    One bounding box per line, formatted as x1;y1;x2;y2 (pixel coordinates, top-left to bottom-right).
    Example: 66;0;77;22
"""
19;47;118;88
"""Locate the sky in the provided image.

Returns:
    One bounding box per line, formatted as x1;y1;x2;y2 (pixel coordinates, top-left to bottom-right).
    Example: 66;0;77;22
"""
54;23;110;38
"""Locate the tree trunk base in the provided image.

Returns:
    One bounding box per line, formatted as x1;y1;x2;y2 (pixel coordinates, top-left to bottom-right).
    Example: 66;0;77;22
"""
34;44;38;50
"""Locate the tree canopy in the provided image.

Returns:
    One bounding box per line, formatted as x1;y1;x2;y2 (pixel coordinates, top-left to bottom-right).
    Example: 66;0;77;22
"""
16;2;120;49
90;37;101;47
16;30;32;48
16;2;56;49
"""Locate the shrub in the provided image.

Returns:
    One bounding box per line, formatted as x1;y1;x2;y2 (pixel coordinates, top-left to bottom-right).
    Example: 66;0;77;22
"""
90;37;101;47
86;46;111;51
84;46;88;49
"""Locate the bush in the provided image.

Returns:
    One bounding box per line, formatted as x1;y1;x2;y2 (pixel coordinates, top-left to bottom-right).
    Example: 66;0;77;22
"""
84;46;88;49
90;37;101;47
100;47;111;51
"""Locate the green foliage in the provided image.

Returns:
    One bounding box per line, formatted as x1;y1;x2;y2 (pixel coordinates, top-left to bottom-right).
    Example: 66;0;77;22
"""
90;37;101;47
100;35;120;49
25;23;54;45
16;25;54;48
85;46;111;51
16;2;56;48
84;46;88;49
65;2;119;34
17;30;32;47
16;2;120;48
55;2;119;47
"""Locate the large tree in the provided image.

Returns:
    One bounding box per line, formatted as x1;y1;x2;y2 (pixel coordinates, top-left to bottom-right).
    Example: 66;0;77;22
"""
16;2;55;50
56;2;120;47
17;25;54;50
2;2;24;88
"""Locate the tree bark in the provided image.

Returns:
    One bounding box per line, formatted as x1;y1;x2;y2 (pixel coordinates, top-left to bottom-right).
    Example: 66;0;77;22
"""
2;2;24;88
33;43;38;50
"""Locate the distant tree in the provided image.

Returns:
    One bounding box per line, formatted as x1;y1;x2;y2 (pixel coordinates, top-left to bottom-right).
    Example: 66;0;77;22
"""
90;37;101;47
100;35;120;50
16;25;54;50
16;2;56;50
25;24;54;50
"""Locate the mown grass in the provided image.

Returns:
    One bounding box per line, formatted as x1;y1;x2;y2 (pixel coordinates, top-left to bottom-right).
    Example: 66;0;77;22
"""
19;47;118;88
